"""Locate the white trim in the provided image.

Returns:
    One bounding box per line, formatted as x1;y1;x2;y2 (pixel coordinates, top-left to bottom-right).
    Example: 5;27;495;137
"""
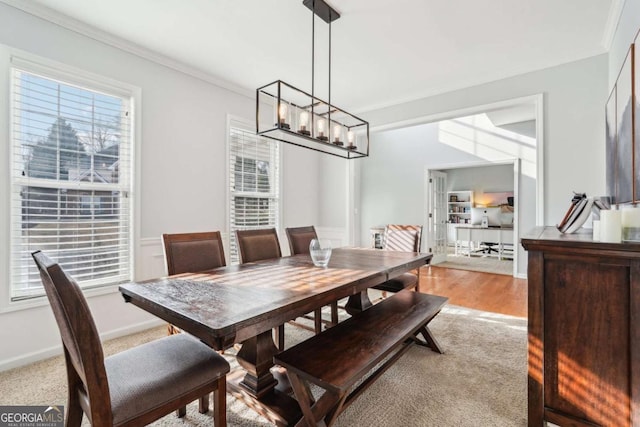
369;94;540;133
225;115;283;261
140;237;164;259
425;158;520;277
0;0;253;100
10;54;136;98
534;93;545;226
512;158;521;278
601;0;627;50
1;49;141;310
0;284;121;314
0;318;163;372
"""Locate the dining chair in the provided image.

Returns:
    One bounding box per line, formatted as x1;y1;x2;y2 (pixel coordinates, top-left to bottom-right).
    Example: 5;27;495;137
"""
163;231;226;275
373;224;424;293
32;251;229;427
162;231;226;335
235;228;286;350
285;226;339;331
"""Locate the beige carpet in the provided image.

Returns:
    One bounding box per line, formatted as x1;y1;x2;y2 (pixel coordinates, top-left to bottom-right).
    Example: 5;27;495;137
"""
0;304;527;426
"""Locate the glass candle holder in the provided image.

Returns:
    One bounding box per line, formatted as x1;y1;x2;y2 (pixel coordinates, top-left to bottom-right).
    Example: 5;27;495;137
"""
309;238;332;267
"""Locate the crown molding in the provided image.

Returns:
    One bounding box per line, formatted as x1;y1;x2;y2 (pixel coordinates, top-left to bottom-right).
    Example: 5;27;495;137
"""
601;0;627;50
0;0;254;99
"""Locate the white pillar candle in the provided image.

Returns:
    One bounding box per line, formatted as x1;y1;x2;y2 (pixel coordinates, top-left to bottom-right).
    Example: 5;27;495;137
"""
622;208;640;228
600;210;622;243
592;220;600;241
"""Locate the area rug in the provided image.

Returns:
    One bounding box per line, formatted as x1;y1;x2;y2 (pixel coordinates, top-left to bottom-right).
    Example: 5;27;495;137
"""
0;305;527;426
436;253;514;276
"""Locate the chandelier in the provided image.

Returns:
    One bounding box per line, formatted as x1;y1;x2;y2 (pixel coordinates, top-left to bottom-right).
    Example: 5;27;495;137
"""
256;0;369;159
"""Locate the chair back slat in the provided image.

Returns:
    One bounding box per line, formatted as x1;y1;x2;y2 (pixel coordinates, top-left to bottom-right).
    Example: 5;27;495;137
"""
31;251;111;421
235;228;282;264
285;226;318;255
384;225;422;252
163;231;226;275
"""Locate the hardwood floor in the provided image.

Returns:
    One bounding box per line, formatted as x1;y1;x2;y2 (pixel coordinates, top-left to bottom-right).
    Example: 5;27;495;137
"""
419;265;527;318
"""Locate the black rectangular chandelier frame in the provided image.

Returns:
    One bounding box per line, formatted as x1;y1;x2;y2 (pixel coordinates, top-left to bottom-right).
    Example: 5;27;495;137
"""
255;0;370;159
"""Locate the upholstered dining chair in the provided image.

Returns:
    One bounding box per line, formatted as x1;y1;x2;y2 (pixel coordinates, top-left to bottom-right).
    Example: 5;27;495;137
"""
285;226;339;331
163;231;226;276
235;228;286;350
32;251;229;427
162;231;226;335
373;224;424;293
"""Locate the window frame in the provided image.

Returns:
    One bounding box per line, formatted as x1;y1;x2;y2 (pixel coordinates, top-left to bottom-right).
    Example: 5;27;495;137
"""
226;115;283;264
1;51;141;313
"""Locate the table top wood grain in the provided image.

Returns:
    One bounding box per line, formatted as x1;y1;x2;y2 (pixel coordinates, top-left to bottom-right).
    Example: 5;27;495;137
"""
119;248;431;349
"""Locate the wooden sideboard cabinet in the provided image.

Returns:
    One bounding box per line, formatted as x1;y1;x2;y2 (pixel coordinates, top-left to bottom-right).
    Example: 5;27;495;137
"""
521;227;640;427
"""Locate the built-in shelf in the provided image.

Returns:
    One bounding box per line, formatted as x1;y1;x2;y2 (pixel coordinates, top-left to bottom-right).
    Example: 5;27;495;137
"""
447;191;473;224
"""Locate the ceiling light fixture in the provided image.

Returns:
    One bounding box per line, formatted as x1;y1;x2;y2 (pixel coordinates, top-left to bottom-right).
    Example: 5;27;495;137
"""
256;0;369;159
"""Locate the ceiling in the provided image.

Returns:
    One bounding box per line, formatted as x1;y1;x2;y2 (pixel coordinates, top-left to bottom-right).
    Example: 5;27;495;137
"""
13;0;617;112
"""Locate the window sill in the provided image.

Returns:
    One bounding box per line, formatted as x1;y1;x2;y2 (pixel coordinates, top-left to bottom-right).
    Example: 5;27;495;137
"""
0;284;121;314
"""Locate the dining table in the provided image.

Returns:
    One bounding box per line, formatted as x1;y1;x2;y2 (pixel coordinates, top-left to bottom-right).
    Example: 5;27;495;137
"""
119;247;432;426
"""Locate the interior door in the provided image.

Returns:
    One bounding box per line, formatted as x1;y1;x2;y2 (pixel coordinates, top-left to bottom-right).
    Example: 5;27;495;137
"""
427;170;448;264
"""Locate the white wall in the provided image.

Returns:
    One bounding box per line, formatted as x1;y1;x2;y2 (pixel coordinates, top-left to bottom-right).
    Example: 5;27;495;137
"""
0;3;323;370
609;0;640;89
359;53;608;243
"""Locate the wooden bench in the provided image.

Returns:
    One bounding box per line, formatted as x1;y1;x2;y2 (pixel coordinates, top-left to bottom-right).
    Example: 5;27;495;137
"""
274;290;449;427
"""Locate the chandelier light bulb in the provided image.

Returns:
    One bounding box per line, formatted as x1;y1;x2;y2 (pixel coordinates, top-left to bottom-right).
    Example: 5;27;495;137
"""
298;111;310;135
317;119;328;140
333;124;343;145
299;111;309;126
277;103;290;129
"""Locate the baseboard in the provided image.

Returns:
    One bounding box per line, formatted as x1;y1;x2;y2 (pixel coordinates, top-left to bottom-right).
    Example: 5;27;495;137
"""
515;272;527;279
0;318;163;372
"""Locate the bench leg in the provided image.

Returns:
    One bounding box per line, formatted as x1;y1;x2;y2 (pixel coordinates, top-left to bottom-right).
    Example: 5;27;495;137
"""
417;325;444;354
288;371;345;427
288;371;317;427
324;393;349;427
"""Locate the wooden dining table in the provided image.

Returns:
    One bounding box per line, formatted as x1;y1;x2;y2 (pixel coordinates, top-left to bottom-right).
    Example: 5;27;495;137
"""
119;247;432;426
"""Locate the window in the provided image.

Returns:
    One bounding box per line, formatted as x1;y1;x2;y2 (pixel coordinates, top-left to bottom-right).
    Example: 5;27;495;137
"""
10;64;133;301
228;123;280;263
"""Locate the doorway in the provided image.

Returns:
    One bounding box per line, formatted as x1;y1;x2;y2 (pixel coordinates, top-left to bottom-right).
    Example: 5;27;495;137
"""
426;160;519;277
356;94;542;280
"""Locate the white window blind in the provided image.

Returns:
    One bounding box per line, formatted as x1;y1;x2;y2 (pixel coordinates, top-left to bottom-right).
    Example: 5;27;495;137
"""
228;125;280;264
10;66;133;301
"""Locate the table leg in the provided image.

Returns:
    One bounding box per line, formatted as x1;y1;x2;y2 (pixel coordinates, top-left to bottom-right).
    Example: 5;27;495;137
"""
345;290;372;316
229;330;302;426
236;331;279;397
